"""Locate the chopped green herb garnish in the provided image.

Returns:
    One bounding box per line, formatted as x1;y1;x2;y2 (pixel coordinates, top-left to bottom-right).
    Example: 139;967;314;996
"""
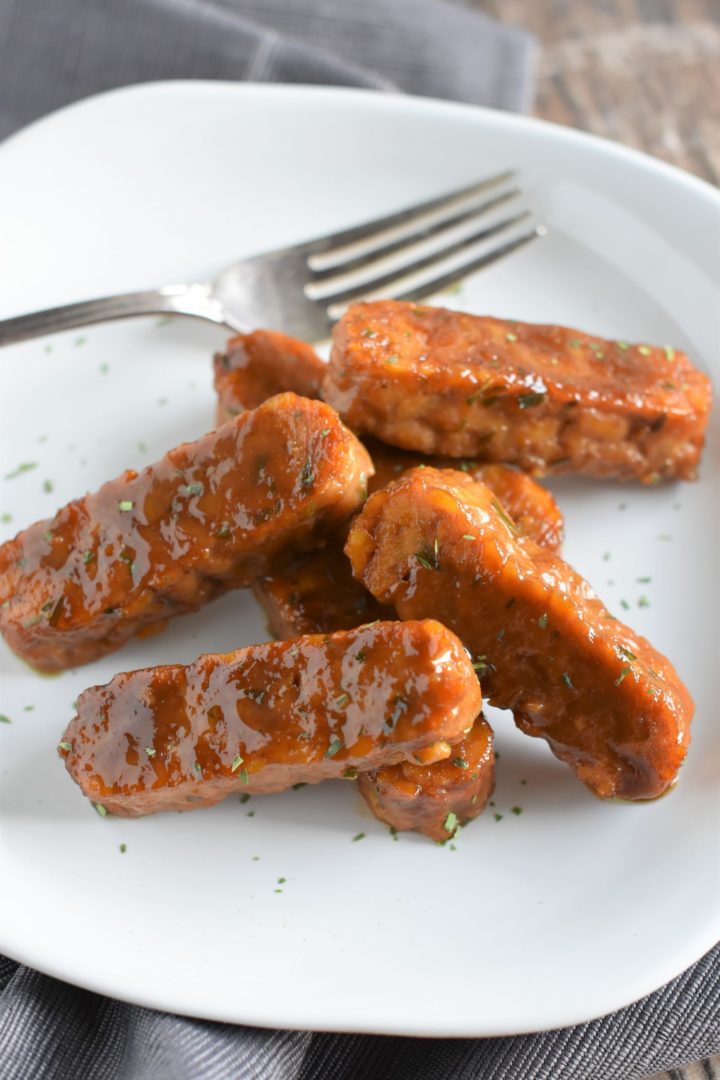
239;793;251;804
42;480;54;493
83;551;95;564
181;482;204;497
238;768;249;785
0;513;11;523
505;332;518;342
248;688;266;704
491;499;519;534
561;672;575;690
664;346;675;360
230;754;244;773
638;595;650;608
292;783;307;791
23;705;34;712
443;811;458;834
511;806;523;815
415;540;440;571
74;336;86;347
100;362;109;374
299;458;315;489
638;345;651;356
615;666;632;686
193;762;202;775
137;441;148;453
496;628;506;642
636;576;652;584
389;826;398;841
361;327;377;338
335;693;350;708
538;613;548;629
618;646;637;661
325;736;343;758
452;757;469;769
620;599;630;610
118;500;134;512
517;391;546;409
4;462;38;480
216;522;231;539
119;843;127;853
321;428;331;439
494;813;503;822
145;747;156;757
617;340;630;350
342;766;358;780
352;832;366;842
602;552;611;561
354;650;367;662
0;715;12;724
569;338;581;348
93;802;109;817
385;354;399;365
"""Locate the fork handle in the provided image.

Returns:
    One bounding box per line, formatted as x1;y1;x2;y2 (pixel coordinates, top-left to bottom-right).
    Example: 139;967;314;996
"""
0;284;232;346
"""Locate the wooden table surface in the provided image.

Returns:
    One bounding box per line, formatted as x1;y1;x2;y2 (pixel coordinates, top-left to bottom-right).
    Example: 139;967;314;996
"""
470;0;720;184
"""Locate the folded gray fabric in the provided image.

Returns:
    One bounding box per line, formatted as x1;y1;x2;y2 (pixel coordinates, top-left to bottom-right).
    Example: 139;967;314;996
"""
1;944;719;1080
0;0;536;141
0;2;718;1079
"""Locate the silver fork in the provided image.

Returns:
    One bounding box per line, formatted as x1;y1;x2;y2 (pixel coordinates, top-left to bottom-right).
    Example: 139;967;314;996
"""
0;171;543;347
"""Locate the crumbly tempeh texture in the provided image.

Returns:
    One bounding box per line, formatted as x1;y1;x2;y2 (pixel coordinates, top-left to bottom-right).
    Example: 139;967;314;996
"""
0;394;372;672
59;620;483;817
346;468;694;801
358;715;494;841
324;300;712;482
214;331;326;425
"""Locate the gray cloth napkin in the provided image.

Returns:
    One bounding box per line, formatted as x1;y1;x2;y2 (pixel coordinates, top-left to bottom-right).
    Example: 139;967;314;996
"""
0;0;536;139
0;2;717;1079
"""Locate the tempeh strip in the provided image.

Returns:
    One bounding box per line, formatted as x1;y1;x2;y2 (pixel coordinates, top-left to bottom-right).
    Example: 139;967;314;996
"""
358;714;494;842
324;300;712;482
59;620;482;817
214;330;326;425
347;467;694;801
0;393;372;672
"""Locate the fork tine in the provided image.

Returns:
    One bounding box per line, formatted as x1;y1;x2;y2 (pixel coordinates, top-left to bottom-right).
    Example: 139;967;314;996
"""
325;226;545;322
301;171;516;260
308;188;522;279
313;212;532;305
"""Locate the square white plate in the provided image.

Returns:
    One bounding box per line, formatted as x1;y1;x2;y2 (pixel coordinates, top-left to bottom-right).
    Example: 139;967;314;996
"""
0;82;718;1037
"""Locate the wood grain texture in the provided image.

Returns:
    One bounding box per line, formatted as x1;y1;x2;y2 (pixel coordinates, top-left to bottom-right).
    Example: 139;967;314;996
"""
467;0;720;183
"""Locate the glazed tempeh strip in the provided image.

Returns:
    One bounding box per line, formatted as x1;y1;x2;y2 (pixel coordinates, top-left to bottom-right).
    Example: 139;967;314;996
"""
59;620;483;817
324;300;712;482
0;393;372;672
347;468;694;801
358;714;494;842
214;330;327;425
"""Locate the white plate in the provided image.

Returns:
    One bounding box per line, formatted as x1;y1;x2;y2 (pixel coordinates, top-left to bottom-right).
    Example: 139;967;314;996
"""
0;82;718;1038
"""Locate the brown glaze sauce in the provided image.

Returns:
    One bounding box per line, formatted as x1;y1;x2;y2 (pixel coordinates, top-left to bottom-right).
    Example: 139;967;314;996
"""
324;300;712;481
347;467;694;801
59;619;482;817
214;330;327;425
0;393;372;672
358;714;494;841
